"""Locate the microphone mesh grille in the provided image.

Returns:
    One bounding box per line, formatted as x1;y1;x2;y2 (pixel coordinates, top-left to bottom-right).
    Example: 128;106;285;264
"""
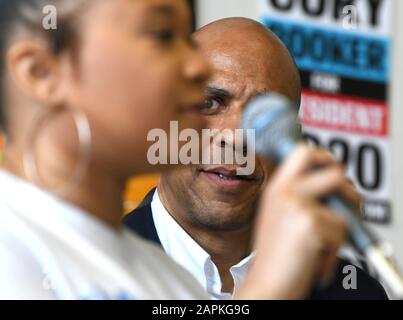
242;94;301;160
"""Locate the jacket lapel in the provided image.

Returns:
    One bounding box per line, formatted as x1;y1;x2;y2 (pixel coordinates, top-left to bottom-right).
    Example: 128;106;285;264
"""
123;188;163;248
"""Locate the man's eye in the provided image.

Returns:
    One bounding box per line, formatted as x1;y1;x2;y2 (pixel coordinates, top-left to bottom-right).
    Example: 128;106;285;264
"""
200;98;224;115
153;30;175;44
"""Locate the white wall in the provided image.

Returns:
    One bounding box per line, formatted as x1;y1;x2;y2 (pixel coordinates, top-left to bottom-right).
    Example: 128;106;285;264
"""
196;0;260;28
385;0;403;265
195;0;403;266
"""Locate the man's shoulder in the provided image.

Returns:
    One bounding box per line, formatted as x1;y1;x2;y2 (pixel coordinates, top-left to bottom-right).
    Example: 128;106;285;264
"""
123;189;162;246
123;203;152;231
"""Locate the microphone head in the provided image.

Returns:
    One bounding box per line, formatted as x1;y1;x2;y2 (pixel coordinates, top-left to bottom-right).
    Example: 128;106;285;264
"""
241;93;301;162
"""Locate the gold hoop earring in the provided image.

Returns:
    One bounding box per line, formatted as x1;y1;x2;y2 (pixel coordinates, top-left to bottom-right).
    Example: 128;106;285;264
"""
23;104;92;196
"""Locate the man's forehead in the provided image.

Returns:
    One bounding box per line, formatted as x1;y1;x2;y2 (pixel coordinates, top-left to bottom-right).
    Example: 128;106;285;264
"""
194;18;280;55
195;18;301;105
208;50;243;73
207;49;275;89
206;48;300;106
197;31;273;61
197;33;287;81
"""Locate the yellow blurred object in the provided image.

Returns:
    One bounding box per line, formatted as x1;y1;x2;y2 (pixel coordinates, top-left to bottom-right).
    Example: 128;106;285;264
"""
123;174;159;214
0;134;4;161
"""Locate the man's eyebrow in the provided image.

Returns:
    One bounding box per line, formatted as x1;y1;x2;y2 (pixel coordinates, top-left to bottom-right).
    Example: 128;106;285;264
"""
206;86;232;98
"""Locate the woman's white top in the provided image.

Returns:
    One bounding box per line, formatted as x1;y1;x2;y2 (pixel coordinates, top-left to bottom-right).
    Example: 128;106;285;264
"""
0;170;209;300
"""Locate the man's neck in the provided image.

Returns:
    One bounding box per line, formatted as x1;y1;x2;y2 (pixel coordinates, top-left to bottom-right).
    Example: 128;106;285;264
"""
194;227;253;293
157;184;253;293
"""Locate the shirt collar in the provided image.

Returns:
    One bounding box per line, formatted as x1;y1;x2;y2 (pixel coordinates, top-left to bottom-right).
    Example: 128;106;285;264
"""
151;189;254;299
151;189;210;286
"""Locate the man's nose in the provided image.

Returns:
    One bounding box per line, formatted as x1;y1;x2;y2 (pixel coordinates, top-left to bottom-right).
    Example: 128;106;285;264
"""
216;136;248;155
214;112;246;153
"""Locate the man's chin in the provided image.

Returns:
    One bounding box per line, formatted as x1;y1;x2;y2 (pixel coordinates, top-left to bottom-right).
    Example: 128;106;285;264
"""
191;202;257;232
194;217;255;233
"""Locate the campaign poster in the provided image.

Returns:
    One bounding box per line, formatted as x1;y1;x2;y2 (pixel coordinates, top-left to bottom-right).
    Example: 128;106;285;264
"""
260;0;393;224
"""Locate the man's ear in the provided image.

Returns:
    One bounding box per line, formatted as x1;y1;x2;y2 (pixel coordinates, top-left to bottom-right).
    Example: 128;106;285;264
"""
7;40;64;107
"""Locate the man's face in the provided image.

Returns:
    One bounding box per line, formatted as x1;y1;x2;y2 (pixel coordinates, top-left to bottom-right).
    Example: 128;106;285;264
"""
159;21;301;232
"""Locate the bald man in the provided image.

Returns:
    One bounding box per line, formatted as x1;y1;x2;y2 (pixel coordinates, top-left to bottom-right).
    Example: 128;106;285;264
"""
124;18;387;300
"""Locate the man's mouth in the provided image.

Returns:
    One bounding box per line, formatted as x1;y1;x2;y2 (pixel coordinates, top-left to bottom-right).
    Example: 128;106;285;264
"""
199;167;256;188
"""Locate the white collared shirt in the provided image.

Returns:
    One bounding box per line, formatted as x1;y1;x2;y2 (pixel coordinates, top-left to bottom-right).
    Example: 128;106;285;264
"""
0;170;209;300
152;190;254;300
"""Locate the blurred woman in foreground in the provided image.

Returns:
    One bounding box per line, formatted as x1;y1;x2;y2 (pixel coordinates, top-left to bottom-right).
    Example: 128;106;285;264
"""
0;0;351;299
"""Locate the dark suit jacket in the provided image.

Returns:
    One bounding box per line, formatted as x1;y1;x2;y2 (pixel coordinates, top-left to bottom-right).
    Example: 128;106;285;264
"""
123;189;388;300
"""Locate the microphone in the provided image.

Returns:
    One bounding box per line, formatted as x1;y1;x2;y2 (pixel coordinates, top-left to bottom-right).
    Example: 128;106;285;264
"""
242;93;403;299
